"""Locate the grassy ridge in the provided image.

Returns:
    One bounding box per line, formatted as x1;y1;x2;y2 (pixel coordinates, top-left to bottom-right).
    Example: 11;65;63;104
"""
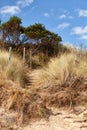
31;53;87;108
32;53;87;88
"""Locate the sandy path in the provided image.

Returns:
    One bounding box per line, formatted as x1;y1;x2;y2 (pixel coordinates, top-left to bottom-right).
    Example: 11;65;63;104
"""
0;107;87;130
20;108;87;130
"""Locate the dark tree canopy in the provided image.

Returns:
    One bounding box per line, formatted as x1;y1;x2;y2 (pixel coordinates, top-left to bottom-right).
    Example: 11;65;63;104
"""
25;23;62;44
0;17;62;48
25;23;46;43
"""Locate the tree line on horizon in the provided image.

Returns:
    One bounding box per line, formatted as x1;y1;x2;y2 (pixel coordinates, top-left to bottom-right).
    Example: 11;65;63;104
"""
0;16;62;45
0;16;70;67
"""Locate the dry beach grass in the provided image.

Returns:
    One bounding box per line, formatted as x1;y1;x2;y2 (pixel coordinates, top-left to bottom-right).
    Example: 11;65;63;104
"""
0;50;87;129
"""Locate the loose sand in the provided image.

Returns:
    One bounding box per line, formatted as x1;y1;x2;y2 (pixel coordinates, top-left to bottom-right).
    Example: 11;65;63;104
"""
0;107;87;130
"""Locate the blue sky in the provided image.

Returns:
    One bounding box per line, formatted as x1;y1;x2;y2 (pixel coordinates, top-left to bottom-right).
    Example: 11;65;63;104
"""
0;0;87;47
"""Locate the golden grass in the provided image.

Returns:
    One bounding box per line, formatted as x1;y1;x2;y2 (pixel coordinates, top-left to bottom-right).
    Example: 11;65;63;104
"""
0;50;29;87
31;53;87;108
32;53;87;88
0;50;51;126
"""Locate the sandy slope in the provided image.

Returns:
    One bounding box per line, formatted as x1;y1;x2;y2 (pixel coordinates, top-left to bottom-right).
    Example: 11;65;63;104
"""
20;107;87;130
0;70;87;130
0;107;87;130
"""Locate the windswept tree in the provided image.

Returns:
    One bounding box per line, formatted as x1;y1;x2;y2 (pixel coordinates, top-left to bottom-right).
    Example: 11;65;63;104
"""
25;23;62;55
25;23;62;44
1;16;28;45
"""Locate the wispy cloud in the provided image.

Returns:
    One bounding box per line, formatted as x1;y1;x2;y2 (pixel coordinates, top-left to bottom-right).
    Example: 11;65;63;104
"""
0;6;20;15
0;0;34;16
17;0;34;7
71;26;87;35
78;9;87;17
71;25;87;40
43;13;50;17
43;9;54;18
59;14;66;19
57;22;70;29
80;35;87;40
58;11;73;20
69;16;73;19
31;5;38;10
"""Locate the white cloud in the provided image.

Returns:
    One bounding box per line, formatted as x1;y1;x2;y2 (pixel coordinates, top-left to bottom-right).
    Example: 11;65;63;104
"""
43;9;54;18
78;9;87;17
0;0;34;16
57;22;70;29
17;0;34;7
0;6;20;15
72;26;87;35
43;13;50;17
58;12;73;20
59;14;66;19
80;35;87;40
